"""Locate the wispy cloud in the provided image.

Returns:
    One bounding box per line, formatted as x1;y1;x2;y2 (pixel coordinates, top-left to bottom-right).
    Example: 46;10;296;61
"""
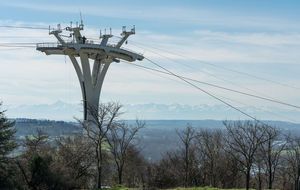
193;30;300;47
3;1;300;31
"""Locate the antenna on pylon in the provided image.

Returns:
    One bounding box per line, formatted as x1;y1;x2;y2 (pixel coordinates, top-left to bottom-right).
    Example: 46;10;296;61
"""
79;11;84;29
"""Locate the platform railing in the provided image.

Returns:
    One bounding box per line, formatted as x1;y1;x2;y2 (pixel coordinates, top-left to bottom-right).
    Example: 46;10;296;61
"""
36;42;143;57
36;42;61;48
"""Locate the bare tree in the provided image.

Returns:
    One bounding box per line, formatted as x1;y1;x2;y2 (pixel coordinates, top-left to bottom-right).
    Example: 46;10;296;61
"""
122;145;148;188
286;135;300;190
18;129;50;179
24;129;49;154
218;151;243;188
176;124;196;187
224;121;268;190
107;120;145;185
16;129;57;189
196;129;223;187
82;102;122;189
259;125;286;189
149;150;183;188
55;135;94;188
254;147;265;190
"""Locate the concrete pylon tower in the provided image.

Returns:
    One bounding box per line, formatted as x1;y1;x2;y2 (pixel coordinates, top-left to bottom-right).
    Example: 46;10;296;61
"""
37;22;144;122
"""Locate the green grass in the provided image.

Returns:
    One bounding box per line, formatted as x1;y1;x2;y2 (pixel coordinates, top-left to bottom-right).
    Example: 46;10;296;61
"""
107;187;252;190
171;188;218;190
108;185;130;190
169;188;252;190
103;186;254;190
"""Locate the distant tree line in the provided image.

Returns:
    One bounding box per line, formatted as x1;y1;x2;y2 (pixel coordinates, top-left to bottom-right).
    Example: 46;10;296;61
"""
1;101;300;189
149;121;299;190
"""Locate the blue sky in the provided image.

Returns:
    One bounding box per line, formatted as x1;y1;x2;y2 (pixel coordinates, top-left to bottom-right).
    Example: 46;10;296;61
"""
0;0;299;121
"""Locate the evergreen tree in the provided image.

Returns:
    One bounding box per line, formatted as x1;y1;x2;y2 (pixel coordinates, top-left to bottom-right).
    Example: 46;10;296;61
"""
0;102;17;188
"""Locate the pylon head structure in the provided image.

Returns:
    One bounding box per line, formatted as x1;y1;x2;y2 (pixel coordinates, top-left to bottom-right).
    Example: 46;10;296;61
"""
37;22;144;121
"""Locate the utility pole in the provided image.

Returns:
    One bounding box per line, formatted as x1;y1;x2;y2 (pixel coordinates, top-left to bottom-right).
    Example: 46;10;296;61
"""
37;21;143;122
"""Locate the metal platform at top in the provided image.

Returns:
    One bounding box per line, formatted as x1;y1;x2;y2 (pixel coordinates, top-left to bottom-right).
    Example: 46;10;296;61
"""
36;41;143;62
36;23;144;63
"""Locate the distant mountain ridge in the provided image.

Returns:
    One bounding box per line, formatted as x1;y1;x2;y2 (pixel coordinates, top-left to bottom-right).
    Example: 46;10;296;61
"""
13;118;300;136
13;118;300;161
5;101;300;122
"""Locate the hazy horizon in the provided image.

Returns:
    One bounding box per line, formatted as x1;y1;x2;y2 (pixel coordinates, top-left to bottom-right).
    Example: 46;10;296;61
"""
3;100;299;123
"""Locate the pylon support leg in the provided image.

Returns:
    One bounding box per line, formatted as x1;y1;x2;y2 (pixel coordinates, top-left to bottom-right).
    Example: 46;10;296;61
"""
69;53;110;122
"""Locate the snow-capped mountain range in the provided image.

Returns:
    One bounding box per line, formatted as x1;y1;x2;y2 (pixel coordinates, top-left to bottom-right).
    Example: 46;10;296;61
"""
4;101;299;123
